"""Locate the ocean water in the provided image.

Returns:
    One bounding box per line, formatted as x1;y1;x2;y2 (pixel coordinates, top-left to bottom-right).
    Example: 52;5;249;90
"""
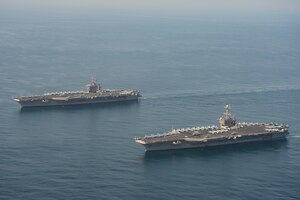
0;12;300;200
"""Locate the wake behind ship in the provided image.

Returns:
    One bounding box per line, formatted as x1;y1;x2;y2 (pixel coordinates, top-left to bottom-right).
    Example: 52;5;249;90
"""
135;105;289;151
13;77;141;108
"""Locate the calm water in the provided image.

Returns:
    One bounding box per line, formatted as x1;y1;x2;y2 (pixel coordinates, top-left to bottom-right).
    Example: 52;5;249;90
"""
0;12;300;200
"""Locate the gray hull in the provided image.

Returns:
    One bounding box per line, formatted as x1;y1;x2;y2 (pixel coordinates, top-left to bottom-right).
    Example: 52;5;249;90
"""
18;95;138;108
143;131;288;151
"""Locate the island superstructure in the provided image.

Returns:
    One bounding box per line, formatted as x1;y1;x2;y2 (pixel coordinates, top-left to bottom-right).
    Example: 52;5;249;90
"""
135;105;289;151
13;77;141;108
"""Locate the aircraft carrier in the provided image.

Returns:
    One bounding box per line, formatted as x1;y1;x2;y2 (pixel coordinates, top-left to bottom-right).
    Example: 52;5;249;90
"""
135;105;289;151
13;77;141;108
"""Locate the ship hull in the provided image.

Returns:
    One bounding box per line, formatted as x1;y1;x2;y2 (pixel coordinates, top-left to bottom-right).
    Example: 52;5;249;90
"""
17;95;139;108
142;131;288;151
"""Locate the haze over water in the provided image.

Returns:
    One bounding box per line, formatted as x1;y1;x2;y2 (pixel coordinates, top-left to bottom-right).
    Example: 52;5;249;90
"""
0;4;300;200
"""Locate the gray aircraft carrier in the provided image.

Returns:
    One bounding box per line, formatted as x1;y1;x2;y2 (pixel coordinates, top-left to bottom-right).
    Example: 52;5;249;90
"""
135;105;289;151
13;77;141;108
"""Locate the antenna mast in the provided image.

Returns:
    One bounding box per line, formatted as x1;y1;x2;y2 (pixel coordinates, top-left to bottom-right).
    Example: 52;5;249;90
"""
225;104;231;115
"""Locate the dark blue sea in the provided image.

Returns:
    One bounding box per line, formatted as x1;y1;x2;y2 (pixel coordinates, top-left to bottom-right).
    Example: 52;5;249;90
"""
0;12;300;200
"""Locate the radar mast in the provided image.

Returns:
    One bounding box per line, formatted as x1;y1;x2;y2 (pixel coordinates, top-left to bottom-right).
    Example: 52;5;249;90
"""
225;104;231;115
91;76;97;84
